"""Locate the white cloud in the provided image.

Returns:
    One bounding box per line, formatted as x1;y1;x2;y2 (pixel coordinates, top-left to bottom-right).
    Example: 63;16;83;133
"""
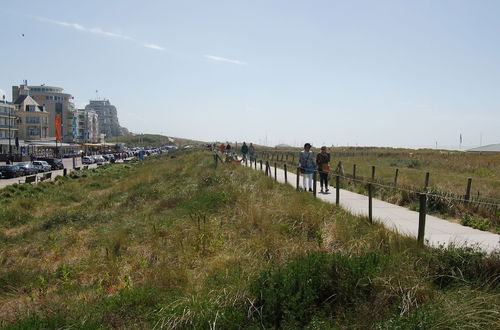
204;55;247;65
143;43;165;51
34;16;133;40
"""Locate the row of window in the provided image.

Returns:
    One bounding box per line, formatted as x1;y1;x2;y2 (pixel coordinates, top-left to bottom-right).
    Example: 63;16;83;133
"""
45;95;67;101
0;118;15;126
27;127;48;137
0;106;14;114
31;87;61;93
0;130;15;138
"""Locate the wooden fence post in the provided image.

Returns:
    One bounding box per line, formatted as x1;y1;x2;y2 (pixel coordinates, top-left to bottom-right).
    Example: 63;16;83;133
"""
465;178;472;201
336;175;340;205
424;172;430;189
284;164;288;183
368;183;373;223
394;169;399;186
313;171;317;197
260;160;263;171
296;167;300;191
417;193;427;246
371;166;376;180
353;164;356;180
274;162;277;181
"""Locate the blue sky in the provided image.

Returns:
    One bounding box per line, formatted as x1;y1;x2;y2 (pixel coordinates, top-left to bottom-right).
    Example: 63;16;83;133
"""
1;0;499;148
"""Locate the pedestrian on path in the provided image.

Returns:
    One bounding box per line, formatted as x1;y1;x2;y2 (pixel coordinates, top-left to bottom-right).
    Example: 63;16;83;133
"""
316;146;331;193
241;142;249;161
249;143;255;161
219;143;226;153
299;143;315;192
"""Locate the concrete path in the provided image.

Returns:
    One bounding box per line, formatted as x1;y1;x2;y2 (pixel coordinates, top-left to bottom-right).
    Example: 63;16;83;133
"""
244;161;500;253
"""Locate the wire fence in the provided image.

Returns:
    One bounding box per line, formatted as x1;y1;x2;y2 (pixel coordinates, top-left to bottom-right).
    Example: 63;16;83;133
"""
212;149;499;227
252;150;500;205
211;148;499;247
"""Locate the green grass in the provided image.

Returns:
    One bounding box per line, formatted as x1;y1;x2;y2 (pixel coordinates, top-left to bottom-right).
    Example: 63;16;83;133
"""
107;133;203;147
0;150;498;328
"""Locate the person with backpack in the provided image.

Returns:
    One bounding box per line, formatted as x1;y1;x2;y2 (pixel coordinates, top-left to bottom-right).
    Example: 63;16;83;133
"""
241;142;249;161
316;146;331;193
249;143;256;162
299;143;315;192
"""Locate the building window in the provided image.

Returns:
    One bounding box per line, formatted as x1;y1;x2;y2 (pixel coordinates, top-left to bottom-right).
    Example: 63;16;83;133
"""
26;127;40;136
26;116;40;124
26;105;36;112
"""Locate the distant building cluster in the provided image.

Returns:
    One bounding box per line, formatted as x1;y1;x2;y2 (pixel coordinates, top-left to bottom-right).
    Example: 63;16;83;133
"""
0;81;127;156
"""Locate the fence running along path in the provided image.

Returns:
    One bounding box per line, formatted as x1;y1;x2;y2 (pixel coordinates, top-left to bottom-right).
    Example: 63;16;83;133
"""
214;152;500;253
255;150;500;205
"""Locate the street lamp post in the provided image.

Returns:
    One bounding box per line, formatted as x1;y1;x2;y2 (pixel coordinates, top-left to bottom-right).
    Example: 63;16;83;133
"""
8;106;12;159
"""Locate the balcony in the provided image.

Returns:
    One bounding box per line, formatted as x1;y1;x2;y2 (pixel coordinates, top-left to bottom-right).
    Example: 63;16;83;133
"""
0;124;18;129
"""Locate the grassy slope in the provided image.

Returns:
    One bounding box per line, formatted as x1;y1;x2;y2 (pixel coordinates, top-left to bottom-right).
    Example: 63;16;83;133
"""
0;151;498;329
107;134;204;147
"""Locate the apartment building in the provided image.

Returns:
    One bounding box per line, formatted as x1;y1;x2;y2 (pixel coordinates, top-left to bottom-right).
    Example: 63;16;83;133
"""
0;102;18;154
12;87;49;140
76;109;100;143
85;99;123;138
13;82;76;143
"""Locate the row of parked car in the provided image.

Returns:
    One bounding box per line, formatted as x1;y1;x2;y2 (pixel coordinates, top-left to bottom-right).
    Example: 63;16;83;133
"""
0;158;64;179
82;154;117;165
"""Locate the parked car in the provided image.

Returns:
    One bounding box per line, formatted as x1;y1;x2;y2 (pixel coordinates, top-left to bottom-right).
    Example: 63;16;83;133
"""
82;156;94;164
37;157;64;170
32;161;52;173
103;154;115;161
0;165;24;178
93;155;105;165
16;162;39;176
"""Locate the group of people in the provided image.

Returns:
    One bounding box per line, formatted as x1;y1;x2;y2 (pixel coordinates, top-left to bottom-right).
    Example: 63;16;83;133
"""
299;143;331;193
215;140;331;193
218;142;256;162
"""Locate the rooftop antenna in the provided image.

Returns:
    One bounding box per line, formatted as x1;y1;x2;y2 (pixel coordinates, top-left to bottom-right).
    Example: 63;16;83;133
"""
96;89;99;100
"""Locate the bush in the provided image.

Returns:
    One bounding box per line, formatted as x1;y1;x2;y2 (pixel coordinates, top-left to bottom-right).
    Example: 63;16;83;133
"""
461;213;490;231
251;251;385;328
428;245;500;288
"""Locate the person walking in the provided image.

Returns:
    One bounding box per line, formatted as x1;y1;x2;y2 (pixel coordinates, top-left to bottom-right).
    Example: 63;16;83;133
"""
248;143;255;162
316;146;331;193
226;143;232;154
219;143;226;153
299;143;315;192
241;142;249;161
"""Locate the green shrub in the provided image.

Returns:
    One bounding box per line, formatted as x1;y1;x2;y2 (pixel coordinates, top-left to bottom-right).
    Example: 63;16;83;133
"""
251;251;385;328
461;213;490;231
428;245;500;288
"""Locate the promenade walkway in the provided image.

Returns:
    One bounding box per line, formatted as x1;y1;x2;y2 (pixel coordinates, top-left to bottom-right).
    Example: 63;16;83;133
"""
244;161;500;253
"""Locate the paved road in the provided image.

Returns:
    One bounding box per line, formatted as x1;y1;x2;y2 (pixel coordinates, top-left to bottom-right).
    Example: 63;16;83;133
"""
245;162;500;253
